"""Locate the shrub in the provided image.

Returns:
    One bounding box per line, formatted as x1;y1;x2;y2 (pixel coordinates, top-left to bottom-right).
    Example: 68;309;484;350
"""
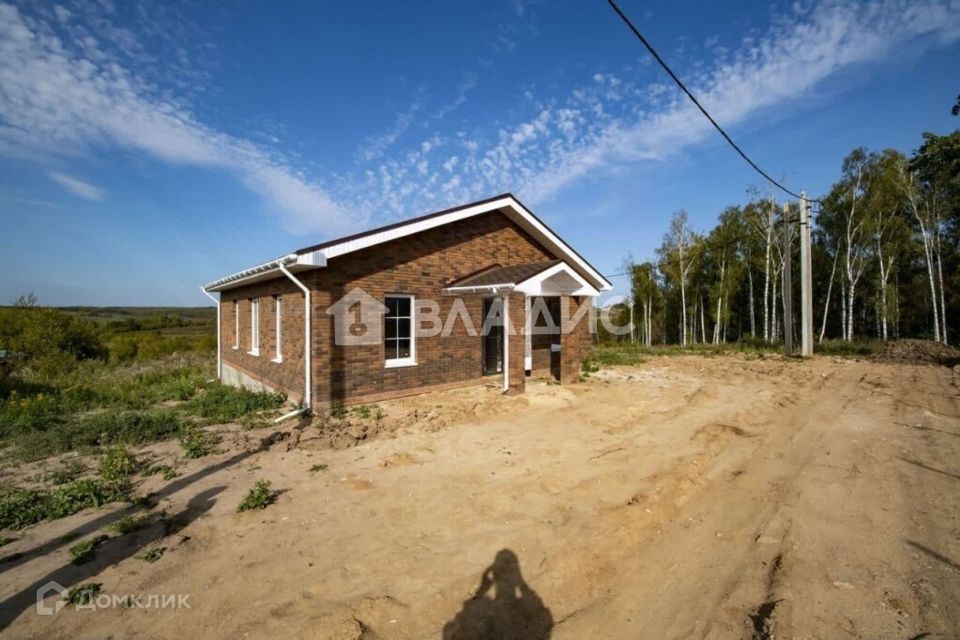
178;425;221;459
68;534;109;565
237;480;276;512
98;447;138;484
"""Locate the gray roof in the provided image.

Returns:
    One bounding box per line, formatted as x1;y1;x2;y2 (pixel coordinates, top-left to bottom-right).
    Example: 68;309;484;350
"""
447;260;561;288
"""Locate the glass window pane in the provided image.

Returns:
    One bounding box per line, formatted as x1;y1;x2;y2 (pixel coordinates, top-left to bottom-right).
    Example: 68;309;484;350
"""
385;297;399;318
395;297;411;317
397;318;410;339
397;339;411;358
384;338;397;359
385;318;398;339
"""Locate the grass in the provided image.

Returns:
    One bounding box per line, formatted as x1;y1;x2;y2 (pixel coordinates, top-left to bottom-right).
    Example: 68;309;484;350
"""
308;463;328;474
1;351;286;461
68;534;109;565
814;339;884;356
237;480;276;513
0;536;13;547
0;479;129;530
183;385;286;423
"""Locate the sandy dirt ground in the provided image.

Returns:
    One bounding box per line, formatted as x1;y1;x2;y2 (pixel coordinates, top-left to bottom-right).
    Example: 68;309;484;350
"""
1;354;959;639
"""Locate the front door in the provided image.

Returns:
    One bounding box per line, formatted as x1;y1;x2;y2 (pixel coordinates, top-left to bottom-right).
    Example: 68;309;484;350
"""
483;298;503;374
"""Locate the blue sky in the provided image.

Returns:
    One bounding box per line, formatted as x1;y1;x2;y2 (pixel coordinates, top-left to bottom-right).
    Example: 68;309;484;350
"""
1;0;958;306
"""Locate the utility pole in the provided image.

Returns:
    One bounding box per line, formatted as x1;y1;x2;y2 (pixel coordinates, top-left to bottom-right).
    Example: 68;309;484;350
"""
782;202;793;356
799;193;814;356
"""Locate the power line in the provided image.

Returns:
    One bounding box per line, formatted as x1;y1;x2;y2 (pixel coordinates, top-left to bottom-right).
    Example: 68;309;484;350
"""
604;0;819;204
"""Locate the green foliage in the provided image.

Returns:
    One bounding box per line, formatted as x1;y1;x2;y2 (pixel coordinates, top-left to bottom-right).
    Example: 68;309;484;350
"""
183;384;286;423
144;464;177;480
308;463;328;474
64;583;102;605
178;425;221;459
68;534;109;565
814;339;883;357
139;547;165;562
9;410;183;462
98;446;138;483
109;512;154;535
0;536;13;547
0;480;128;530
237;479;276;512
330;405;348;419
0;302;107;382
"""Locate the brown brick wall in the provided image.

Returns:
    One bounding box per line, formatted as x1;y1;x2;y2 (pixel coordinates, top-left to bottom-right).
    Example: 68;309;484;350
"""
220;209;566;406
220;279;306;402
560;295;592;384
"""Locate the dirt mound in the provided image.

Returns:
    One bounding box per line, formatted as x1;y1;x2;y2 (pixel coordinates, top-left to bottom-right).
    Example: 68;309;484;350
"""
871;339;960;366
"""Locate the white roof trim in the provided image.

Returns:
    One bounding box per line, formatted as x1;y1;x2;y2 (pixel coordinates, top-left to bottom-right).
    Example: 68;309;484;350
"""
516;261;599;297
202;195;611;293
441;262;599;297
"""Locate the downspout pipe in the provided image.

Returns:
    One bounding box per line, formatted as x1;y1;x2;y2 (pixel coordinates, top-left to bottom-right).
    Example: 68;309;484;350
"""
200;287;221;380
502;293;510;393
278;262;312;409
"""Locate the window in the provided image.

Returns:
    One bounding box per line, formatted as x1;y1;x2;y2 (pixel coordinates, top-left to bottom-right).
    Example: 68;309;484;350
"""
272;295;282;363
384;294;415;367
249;298;260;355
233;300;239;349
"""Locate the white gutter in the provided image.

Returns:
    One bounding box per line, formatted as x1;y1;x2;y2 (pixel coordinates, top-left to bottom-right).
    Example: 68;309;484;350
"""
278;262;312;409
200;288;221;380
502;294;510;393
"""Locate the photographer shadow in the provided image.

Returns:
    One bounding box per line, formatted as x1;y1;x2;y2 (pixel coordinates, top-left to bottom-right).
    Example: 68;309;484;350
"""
442;549;553;640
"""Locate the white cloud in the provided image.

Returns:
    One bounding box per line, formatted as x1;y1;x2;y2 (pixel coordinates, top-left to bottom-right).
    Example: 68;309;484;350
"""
48;171;103;200
356;0;960;214
0;2;359;235
2;0;959;235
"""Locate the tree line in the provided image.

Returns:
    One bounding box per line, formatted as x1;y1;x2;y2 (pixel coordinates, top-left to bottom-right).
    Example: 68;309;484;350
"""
621;130;959;347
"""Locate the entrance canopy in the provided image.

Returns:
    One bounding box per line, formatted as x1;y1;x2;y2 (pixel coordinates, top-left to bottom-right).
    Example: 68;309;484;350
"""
442;260;600;297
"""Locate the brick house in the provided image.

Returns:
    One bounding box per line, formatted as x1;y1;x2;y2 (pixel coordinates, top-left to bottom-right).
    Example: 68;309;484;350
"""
201;194;612;408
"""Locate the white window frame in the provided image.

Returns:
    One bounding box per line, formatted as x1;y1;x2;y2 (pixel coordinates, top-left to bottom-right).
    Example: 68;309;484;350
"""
383;294;416;368
233;300;239;350
272;294;283;363
249;298;260;356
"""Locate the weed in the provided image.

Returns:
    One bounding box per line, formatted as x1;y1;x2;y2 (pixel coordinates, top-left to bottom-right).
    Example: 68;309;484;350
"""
98;446;138;483
183;385;285;423
144;464;177;480
0;479;128;529
351;404;371;419
139;547;165;563
0;536;13;547
308;463;328;474
69;534;109;565
237;480;276;513
48;459;86;485
178;425;221;459
64;583;102;606
330;405;348;419
109;513;154;535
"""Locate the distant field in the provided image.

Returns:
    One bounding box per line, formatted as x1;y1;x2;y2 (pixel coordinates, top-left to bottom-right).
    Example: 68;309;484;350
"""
55;306;216;323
